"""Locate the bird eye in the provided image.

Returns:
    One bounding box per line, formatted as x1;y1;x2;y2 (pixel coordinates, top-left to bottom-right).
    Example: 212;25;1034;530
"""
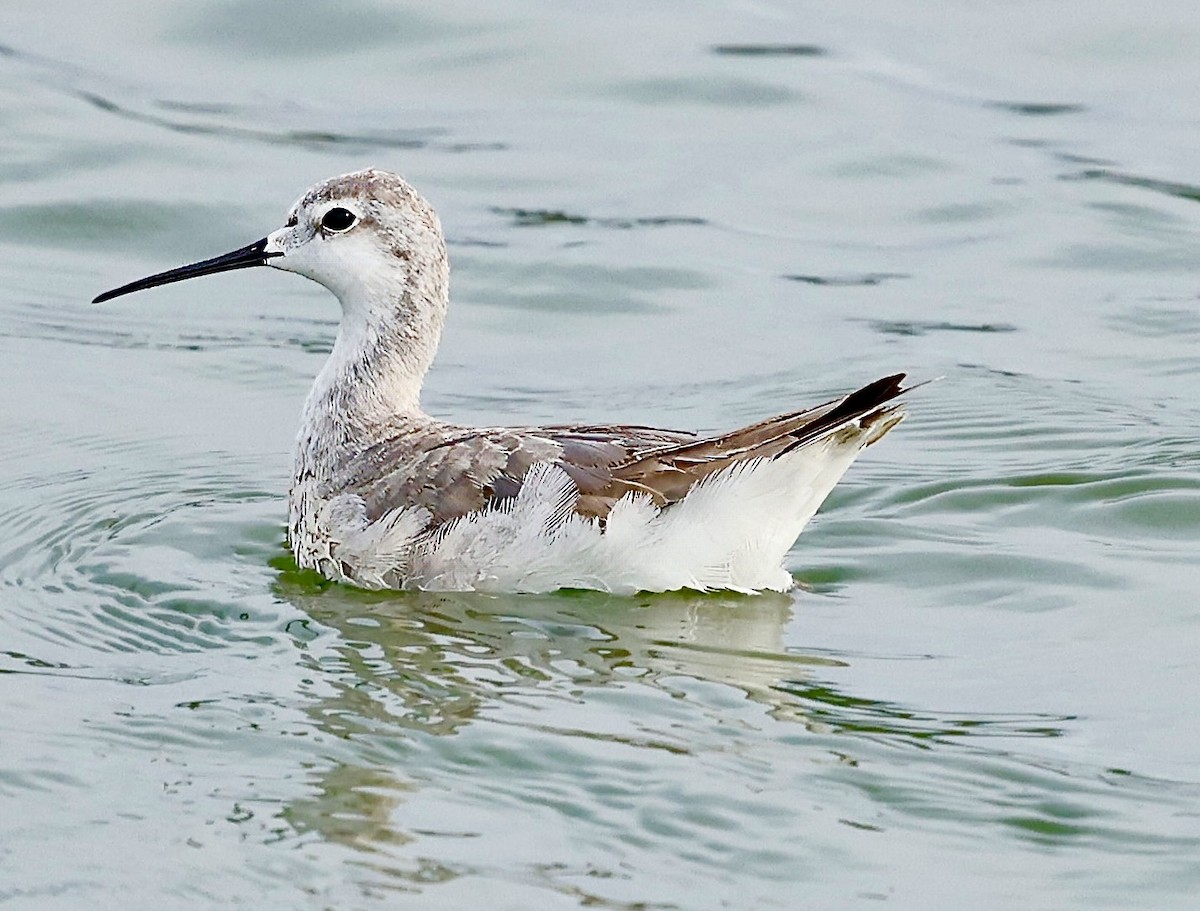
321;207;357;233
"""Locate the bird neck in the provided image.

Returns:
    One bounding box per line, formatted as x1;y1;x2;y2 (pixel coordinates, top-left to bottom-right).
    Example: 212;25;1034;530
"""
295;259;448;480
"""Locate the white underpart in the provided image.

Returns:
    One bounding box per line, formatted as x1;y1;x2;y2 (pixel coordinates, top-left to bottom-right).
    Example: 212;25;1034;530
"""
318;420;885;595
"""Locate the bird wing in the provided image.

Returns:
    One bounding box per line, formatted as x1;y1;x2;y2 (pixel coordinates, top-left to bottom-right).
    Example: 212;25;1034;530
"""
335;374;908;527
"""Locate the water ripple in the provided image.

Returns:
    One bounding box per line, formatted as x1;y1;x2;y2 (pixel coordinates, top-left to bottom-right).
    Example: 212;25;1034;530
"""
1;448;288;660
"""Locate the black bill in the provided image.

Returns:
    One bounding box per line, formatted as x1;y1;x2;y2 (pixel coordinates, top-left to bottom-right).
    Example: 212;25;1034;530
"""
92;237;281;304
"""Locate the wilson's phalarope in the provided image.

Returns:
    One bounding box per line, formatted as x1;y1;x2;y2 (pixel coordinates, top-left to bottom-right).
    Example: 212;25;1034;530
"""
95;169;910;594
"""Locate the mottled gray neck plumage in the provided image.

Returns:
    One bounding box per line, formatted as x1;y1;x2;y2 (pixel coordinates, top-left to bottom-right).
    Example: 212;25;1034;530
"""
294;218;450;484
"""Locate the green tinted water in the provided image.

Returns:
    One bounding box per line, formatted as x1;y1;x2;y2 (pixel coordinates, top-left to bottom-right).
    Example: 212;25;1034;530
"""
3;2;1200;908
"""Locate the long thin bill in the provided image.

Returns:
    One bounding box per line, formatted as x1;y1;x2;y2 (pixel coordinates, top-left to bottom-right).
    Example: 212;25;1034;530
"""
92;237;281;304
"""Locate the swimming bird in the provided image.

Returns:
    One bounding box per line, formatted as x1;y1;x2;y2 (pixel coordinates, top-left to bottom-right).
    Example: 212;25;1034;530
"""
94;169;909;594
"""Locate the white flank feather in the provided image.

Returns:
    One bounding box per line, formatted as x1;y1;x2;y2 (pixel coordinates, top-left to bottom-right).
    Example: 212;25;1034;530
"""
320;494;432;589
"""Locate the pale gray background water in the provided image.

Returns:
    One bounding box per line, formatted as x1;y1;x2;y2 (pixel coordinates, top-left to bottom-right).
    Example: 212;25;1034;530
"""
2;2;1199;908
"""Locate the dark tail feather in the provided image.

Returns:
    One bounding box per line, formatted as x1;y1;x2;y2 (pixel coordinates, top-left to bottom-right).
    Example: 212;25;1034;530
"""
775;373;908;458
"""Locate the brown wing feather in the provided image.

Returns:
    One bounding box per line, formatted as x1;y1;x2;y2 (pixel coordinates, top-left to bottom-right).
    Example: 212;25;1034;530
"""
334;375;908;527
593;374;908;507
